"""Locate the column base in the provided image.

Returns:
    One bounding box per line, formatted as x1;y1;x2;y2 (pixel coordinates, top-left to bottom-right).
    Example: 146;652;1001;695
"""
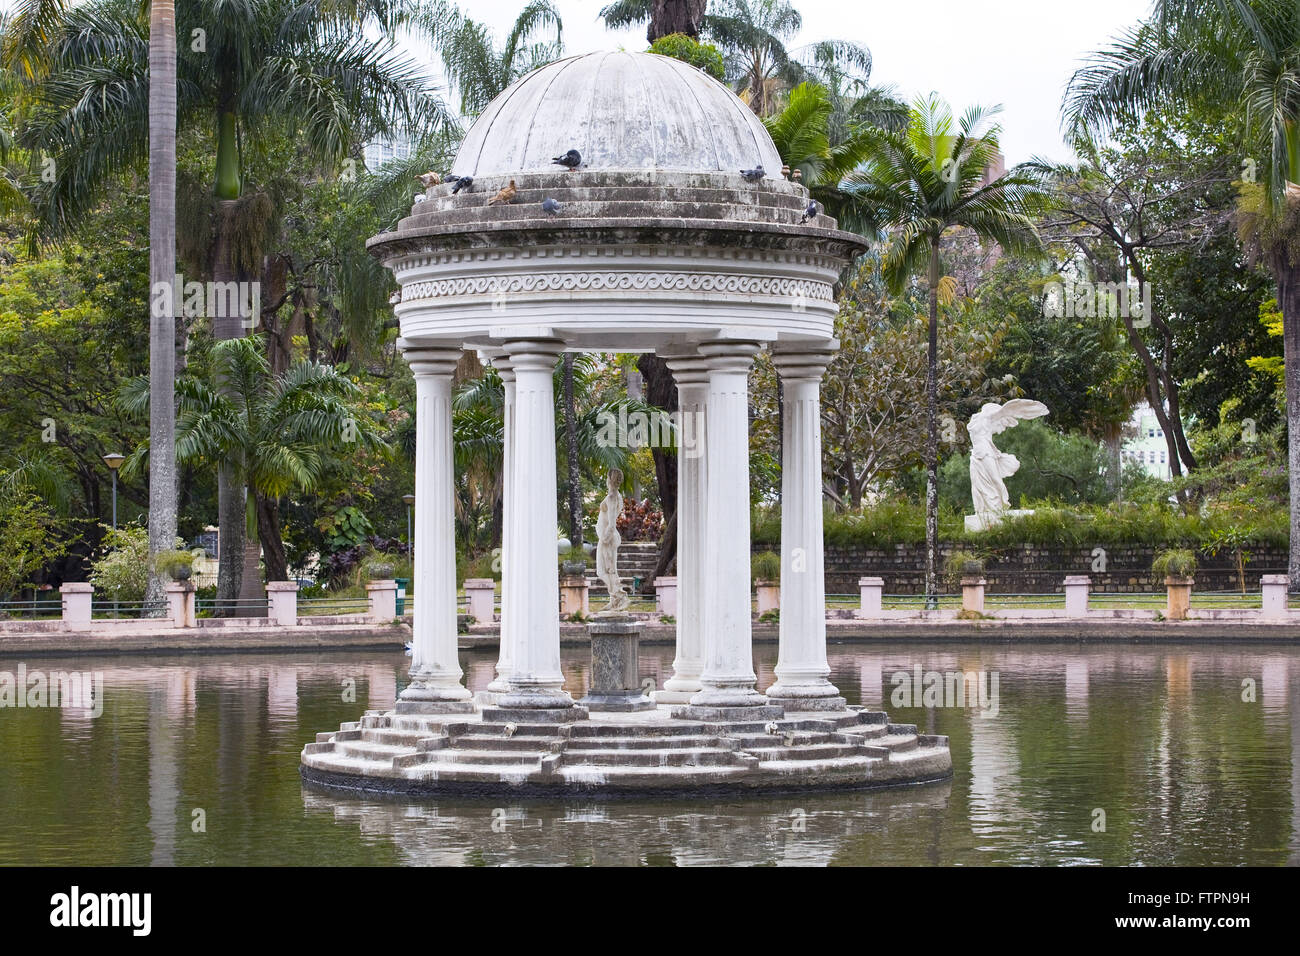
398;678;472;705
395;699;477;715
652;689;696;704
764;694;848;713
672;703;786;722
480;705;590;724
578;692;656;712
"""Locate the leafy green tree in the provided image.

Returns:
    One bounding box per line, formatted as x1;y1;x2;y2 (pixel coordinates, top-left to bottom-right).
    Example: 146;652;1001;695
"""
649;32;725;79
1063;0;1300;580
18;0;448;604
433;1;563;116
118;337;387;588
845;93;1049;601
0;485;71;600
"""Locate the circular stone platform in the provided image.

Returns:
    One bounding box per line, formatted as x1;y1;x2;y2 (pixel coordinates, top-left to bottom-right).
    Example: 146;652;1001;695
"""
299;704;952;798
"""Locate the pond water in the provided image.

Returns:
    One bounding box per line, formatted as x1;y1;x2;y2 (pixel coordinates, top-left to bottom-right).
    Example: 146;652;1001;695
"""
0;642;1296;866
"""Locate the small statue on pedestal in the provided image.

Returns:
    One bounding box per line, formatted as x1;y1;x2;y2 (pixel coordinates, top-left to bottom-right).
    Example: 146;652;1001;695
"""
595;468;630;613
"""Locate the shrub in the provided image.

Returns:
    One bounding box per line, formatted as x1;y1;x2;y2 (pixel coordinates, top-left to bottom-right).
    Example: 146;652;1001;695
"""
648;33;726;80
89;525;151;602
1152;548;1198;580
152;548;198;581
751;551;781;583
617;498;663;542
0;489;72;600
942;549;986;588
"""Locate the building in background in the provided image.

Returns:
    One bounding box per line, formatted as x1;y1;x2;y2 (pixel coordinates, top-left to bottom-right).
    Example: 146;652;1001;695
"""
1121;401;1177;480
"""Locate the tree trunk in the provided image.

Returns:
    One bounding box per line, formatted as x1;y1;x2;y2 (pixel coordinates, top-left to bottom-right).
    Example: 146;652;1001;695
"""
648;0;707;42
1279;259;1300;587
562;352;582;549
211;201;245;613
144;1;178;614
255;491;289;583
638;353;679;581
924;242;941;608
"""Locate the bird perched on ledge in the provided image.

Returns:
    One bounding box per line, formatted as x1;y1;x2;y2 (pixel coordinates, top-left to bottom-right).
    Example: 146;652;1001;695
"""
552;149;582;170
450;175;473;194
800;200;818;223
542;197;563;215
740;164;765;182
415;171;439;189
488;179;518;204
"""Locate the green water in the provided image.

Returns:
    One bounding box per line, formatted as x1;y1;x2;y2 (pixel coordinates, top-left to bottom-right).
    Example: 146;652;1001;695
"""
0;643;1296;865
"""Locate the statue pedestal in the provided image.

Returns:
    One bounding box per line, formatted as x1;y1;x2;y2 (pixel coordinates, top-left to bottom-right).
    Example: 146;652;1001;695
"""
964;508;1034;533
579;613;654;712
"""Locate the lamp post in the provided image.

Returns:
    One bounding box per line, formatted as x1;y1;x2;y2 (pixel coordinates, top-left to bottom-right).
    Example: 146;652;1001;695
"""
402;494;415;556
103;453;125;530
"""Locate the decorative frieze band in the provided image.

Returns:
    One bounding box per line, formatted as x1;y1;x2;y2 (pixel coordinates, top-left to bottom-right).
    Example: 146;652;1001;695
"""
399;271;833;303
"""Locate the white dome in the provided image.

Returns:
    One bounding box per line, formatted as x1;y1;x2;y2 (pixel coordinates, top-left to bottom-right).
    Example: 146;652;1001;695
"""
454;52;784;178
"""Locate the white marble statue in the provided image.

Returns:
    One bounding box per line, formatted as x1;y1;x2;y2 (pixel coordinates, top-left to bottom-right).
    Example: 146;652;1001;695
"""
595;468;630;612
966;400;1049;531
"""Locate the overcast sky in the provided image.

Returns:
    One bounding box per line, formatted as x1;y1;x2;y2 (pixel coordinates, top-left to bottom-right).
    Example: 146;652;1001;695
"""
472;0;1153;164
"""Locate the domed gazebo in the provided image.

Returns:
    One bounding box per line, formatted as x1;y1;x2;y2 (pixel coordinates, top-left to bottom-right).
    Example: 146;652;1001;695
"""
302;53;951;795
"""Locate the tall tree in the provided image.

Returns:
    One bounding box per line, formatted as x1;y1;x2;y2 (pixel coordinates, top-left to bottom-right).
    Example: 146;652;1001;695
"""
847;93;1048;602
146;0;177;611
20;0;448;607
1063;0;1300;581
432;0;562;116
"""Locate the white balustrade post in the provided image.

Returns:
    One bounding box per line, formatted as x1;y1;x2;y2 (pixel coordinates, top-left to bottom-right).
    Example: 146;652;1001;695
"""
397;343;473;712
858;576;884;618
464;578;497;623
765;346;844;711
266;581;297;626
1063;575;1091;618
1261;574;1289;620
366;580;398;622
61;583;93;628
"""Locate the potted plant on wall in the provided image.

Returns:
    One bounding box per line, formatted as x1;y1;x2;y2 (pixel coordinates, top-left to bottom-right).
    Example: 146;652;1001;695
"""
752;551;781;615
943;550;987;616
1152;548;1197;621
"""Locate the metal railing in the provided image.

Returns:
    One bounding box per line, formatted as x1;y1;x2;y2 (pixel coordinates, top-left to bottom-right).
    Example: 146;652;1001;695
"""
91;600;169;620
0;598;63;618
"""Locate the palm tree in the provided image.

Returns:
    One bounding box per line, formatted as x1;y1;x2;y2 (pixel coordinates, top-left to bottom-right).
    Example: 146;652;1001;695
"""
119;337;387;585
17;0;449;606
146;0;178;612
432;1;563;117
847;93;1048;603
599;0;707;41
452;357;668;552
1062;0;1300;582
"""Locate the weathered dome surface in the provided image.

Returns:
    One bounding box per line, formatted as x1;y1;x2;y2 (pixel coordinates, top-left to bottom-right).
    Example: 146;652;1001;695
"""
454;52;784;177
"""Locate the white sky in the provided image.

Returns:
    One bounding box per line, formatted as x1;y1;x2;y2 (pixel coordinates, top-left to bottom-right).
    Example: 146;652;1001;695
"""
472;0;1153;164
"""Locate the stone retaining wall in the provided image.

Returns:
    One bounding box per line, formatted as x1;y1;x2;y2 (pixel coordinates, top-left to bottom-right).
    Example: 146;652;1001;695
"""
811;543;1287;594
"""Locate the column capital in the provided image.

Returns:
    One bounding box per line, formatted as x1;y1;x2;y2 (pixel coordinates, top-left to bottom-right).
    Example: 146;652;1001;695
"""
697;340;762;371
478;348;515;382
501;337;565;371
400;342;462;378
663;351;710;386
771;341;838;382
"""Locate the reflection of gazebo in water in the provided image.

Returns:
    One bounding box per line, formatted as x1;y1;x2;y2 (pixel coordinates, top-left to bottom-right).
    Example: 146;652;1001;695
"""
302;52;950;795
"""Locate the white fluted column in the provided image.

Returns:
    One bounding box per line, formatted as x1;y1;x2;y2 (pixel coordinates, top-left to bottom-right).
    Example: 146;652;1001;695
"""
497;338;574;711
657;353;708;702
689;340;769;710
765;345;844;710
398;344;472;711
485;352;514;694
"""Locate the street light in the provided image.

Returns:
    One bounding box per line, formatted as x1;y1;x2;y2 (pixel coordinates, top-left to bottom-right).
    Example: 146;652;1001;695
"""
402;494;415;555
102;453;125;530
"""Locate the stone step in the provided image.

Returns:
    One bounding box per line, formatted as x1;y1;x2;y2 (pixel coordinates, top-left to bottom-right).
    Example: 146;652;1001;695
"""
570;721;707;738
453;722;572;739
873;734;918;753
362;728;430;748
449;735;561;751
754;755;878;773
564;734;723;751
428;748;548;767
739;743;864;761
423;184;811;210
561;748;738;768
336;740;417;762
